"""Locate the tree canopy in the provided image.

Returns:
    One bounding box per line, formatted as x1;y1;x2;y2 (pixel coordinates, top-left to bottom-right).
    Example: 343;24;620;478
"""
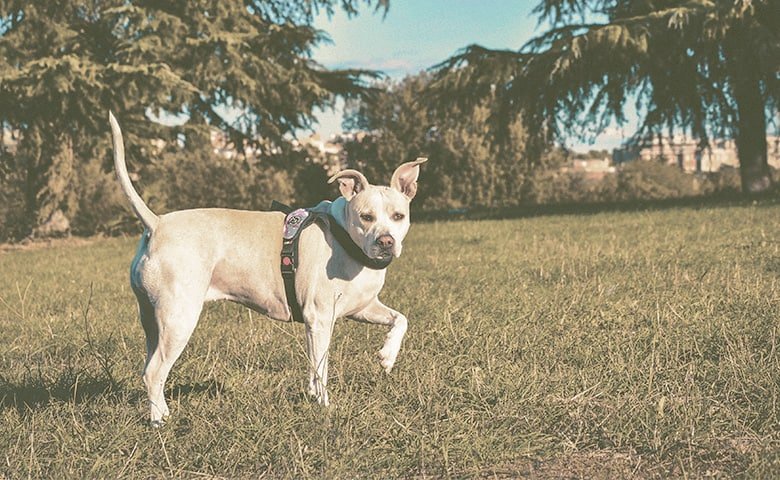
0;0;386;235
433;0;779;193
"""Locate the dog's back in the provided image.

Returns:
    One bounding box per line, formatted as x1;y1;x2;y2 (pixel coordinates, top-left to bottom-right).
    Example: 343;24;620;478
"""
133;208;291;321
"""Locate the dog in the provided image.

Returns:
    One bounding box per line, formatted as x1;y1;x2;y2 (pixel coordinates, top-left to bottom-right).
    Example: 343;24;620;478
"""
109;112;426;426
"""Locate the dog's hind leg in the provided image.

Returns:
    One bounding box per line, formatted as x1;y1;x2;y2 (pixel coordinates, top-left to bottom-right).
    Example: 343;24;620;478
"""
135;292;158;373
349;299;408;373
142;294;204;426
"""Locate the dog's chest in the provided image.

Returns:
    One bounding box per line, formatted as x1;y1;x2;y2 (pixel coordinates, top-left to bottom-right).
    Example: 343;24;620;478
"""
329;268;387;316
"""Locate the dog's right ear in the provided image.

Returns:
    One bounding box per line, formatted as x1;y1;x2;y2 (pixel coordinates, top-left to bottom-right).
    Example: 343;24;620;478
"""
391;157;427;200
328;169;369;200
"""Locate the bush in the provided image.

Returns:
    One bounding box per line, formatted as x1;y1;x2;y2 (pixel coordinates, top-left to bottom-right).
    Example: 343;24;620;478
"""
517;159;748;206
0;144;333;240
140;149;331;226
146;151;293;214
700;166;742;194
0;140;772;242
70;160;130;236
521;170;603;204
614;159;698;200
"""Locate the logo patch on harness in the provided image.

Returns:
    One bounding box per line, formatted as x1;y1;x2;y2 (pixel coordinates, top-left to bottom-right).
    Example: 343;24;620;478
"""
283;208;310;240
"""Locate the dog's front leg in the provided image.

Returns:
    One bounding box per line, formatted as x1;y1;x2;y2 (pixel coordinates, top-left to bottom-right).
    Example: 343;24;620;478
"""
350;299;408;373
304;314;335;406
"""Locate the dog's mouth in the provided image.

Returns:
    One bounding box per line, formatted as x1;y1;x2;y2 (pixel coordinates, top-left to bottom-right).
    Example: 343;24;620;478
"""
376;250;393;260
368;246;396;261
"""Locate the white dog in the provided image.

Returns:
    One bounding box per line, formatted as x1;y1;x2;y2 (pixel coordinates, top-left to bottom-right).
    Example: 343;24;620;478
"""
109;112;426;426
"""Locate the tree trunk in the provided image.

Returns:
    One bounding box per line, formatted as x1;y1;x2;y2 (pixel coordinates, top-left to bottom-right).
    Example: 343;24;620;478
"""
728;28;772;194
733;75;771;193
22;127;75;237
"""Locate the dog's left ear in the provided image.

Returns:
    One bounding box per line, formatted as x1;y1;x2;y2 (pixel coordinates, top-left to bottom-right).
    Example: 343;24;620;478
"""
391;157;427;200
328;169;370;200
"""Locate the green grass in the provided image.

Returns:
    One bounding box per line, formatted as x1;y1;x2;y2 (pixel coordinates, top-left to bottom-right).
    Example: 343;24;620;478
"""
1;200;778;478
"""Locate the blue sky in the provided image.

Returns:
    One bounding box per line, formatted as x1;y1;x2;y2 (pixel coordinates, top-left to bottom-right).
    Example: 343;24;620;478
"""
310;1;635;152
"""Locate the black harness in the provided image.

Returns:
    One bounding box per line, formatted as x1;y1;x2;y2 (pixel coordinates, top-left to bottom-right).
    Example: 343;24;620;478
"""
271;201;392;323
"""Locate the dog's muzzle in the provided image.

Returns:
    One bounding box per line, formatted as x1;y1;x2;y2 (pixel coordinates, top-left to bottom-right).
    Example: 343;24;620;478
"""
373;234;396;259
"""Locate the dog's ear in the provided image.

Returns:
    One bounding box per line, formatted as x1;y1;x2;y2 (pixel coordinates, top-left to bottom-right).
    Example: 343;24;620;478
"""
391;157;427;200
328;169;370;200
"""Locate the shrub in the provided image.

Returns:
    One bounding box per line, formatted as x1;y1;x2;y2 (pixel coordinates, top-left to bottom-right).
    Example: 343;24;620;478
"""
614;159;698;200
518;159;735;206
0;143;333;240
141;148;336;219
70;160;130;236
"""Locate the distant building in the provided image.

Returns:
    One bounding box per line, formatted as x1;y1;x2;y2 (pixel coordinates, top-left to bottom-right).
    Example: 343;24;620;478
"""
569;156;616;180
291;132;364;176
613;134;780;172
559;153;616;180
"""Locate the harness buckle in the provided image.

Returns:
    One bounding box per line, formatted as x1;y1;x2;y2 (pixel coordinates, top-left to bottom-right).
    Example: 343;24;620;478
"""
281;240;296;274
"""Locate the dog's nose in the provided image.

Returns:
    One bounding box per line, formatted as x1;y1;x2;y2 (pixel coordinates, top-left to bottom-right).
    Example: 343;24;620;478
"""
376;235;394;249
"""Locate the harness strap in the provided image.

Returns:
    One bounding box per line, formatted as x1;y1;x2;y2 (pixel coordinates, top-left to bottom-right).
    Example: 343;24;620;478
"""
273;201;308;323
271;200;393;324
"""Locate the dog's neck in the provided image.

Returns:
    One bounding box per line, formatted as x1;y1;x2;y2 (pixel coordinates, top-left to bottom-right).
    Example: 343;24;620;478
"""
310;197;349;230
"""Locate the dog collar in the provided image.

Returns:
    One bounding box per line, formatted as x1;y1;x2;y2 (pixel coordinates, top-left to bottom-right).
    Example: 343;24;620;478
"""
322;215;393;270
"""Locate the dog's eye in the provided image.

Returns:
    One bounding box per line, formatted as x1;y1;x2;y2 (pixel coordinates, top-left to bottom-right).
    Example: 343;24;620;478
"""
392;212;405;222
360;213;375;223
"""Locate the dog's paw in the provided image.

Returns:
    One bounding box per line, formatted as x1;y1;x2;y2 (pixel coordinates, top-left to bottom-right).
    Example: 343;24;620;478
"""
307;381;330;407
149;402;170;428
377;348;396;373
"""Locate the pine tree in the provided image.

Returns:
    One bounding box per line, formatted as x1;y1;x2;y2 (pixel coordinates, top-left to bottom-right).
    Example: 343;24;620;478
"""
0;0;386;235
434;0;779;193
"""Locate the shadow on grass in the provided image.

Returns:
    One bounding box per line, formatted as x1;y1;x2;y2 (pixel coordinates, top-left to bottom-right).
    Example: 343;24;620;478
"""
0;375;127;414
0;374;226;414
169;379;226;399
284;390;318;407
416;190;780;223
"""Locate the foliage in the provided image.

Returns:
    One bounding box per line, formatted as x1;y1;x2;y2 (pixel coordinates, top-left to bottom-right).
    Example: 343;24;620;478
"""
0;132;337;241
1;200;779;476
614;159;700;200
69;158;129;236
0;164;26;240
0;0;386;235
433;0;780;193
144;147;331;218
16;143;332;239
340;73;746;211
572;149;610;160
521;159;749;205
343;73;528;210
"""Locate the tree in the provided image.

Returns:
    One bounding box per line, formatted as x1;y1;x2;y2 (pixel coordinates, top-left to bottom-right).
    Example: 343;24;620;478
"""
343;73;529;209
0;0;386;236
433;0;779;193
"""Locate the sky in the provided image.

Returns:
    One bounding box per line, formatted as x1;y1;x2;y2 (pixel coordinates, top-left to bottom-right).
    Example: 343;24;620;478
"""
310;0;636;152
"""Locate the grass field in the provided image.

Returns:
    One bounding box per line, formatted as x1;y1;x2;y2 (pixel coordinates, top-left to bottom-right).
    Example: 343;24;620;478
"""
1;199;778;478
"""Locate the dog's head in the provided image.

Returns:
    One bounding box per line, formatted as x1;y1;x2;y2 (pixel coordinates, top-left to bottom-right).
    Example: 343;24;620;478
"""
328;158;427;260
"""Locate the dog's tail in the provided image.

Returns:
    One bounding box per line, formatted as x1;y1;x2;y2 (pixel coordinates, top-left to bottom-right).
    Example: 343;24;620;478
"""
109;111;159;232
